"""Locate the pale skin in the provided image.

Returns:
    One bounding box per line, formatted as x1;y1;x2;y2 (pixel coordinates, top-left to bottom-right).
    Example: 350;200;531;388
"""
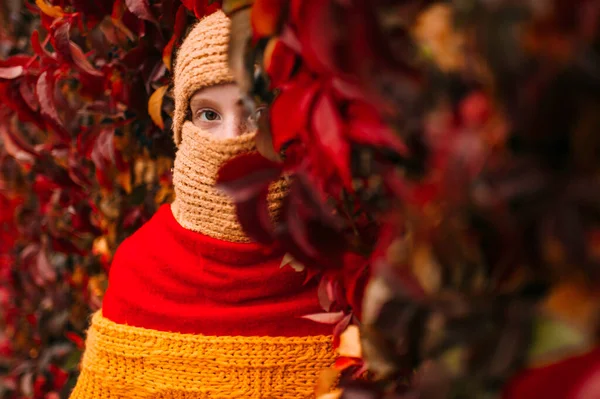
189;83;263;139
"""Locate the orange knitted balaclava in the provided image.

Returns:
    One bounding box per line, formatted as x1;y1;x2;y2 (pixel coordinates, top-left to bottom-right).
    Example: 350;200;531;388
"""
170;10;285;242
69;10;337;399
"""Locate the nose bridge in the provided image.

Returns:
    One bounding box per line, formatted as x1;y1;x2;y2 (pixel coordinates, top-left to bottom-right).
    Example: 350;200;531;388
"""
222;112;238;138
224;107;251;138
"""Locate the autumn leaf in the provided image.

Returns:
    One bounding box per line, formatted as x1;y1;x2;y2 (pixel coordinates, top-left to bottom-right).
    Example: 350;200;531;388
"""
125;0;157;23
263;38;297;89
31;30;57;61
527;314;593;368
35;0;65;19
316;390;343;399
311;89;352;188
281;253;305;272
315;368;341;397
251;0;285;37
148;85;169;129
69;42;103;76
36;71;67;135
337;325;362;359
0;124;36;164
302;311;346;324
0;66;24;80
270;77;320;152
162;5;188;71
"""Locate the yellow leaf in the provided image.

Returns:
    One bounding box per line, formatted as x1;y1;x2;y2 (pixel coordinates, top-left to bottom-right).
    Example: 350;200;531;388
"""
110;17;136;42
280;253;305;272
412;3;465;72
317;390;343;399
337;325;362;359
155;184;175;205
92;236;110;262
116;169;132;194
542;279;600;334
412;244;441;294
148;85;169;130
315;368;340;397
35;0;65;18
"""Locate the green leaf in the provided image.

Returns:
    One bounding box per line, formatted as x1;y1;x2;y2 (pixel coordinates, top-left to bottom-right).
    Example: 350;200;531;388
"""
527;315;592;366
63;349;82;371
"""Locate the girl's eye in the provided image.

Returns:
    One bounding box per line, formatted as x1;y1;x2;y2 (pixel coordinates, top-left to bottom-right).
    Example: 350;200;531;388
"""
199;110;221;122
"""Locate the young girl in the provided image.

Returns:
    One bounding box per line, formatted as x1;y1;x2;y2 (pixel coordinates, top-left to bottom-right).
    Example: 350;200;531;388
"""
70;10;336;398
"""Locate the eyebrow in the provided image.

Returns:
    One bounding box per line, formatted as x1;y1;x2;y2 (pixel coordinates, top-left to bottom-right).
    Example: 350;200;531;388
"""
189;95;245;109
189;97;221;110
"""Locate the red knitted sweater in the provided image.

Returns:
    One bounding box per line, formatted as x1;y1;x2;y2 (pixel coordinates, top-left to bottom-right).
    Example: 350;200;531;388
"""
102;203;332;337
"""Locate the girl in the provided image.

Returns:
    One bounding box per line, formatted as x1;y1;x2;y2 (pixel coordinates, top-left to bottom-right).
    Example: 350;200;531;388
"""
70;10;337;399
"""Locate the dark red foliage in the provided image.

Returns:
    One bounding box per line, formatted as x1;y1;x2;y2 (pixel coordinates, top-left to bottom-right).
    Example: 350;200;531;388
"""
0;0;220;397
225;0;600;397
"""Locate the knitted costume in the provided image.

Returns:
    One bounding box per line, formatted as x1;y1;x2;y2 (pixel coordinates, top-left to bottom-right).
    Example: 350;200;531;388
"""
70;11;336;399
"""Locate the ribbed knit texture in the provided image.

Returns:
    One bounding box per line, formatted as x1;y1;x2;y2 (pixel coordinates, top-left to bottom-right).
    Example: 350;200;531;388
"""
172;121;287;242
70;312;335;399
173;10;234;146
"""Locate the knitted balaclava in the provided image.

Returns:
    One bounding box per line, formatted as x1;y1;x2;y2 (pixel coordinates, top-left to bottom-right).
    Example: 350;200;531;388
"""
170;10;285;242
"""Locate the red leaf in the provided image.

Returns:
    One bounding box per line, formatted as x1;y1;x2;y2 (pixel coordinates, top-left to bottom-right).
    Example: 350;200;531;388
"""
36;71;67;135
331;77;366;101
295;0;343;74
0;66;24;80
193;0;222;19
251;0;286;37
303;267;320;285
31;30;57;62
48;364;69;391
217;152;282;202
311;90;352;188
125;0;157;23
69;42;103;76
52;22;72;61
318;276;334;311
91;128;117;190
332;312;353;348
216;152;282;244
36;248;57;285
459;91;491;127
50;21;102;77
180;0;195;11
0;54;30;67
346;101;408;155
123;207;143;228
234;188;275;245
65;332;85;350
334;356;361;370
302;310;346;324
286;186;319;258
19;78;40;112
0;125;37;164
264;38;297;89
162;5;188;71
270;76;320;152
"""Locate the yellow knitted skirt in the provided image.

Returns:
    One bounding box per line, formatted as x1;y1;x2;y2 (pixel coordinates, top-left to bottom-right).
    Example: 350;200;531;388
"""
69;312;335;399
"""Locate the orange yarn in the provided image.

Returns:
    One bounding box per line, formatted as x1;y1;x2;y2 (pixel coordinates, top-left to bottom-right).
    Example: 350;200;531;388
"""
171;121;288;242
70;312;335;399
